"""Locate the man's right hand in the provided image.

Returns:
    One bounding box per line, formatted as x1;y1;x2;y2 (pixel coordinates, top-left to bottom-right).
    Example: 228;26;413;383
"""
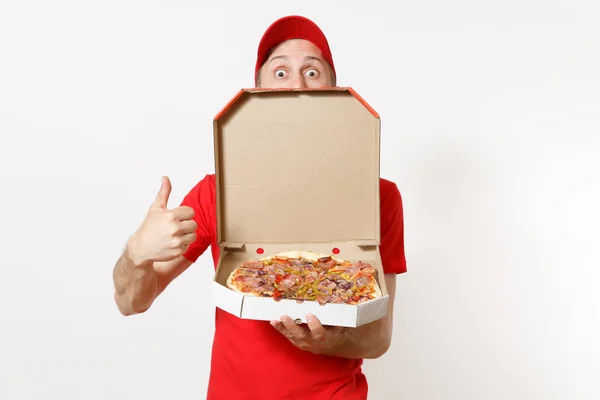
127;176;198;266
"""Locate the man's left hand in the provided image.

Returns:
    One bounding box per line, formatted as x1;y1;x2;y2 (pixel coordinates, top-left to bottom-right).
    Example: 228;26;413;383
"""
270;314;347;354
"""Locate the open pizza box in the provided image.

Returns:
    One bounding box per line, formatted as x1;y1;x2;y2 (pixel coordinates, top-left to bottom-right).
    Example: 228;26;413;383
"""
211;87;389;328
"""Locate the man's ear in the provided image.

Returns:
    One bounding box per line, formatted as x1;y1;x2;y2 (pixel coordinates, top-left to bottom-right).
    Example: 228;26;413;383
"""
329;64;336;86
255;67;262;88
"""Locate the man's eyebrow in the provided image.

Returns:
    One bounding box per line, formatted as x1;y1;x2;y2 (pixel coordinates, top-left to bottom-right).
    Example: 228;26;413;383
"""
267;55;325;65
303;56;324;64
268;55;288;63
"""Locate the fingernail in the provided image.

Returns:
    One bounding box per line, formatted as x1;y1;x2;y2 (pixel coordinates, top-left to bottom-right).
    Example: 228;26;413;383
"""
270;320;281;328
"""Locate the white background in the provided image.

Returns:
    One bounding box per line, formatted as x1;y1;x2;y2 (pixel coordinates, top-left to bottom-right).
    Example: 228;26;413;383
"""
1;1;599;399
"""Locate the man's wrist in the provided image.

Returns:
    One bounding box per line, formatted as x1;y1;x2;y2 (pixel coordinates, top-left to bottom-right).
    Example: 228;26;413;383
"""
319;328;352;356
125;235;151;269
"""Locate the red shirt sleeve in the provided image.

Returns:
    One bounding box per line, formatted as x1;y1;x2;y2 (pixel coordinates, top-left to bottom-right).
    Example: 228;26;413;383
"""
180;175;215;263
379;178;407;274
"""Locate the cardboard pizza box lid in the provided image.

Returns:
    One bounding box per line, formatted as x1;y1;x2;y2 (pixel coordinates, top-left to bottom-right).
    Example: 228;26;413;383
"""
213;87;381;247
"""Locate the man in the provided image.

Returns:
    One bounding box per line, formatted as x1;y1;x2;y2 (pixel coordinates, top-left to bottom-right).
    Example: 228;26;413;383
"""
112;15;407;400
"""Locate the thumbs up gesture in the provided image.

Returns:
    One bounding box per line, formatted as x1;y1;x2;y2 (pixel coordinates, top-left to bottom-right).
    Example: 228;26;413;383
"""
128;176;198;266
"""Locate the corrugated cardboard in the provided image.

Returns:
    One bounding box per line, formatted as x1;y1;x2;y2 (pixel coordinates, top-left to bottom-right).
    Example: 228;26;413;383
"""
211;87;389;328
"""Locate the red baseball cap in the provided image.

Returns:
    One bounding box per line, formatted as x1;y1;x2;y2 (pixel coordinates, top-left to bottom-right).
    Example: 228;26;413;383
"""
254;15;336;84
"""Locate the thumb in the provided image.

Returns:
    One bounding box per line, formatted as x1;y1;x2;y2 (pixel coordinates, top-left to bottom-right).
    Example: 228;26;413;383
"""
152;175;171;209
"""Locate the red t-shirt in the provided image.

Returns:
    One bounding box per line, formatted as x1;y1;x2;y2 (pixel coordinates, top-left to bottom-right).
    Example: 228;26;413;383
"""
181;174;406;400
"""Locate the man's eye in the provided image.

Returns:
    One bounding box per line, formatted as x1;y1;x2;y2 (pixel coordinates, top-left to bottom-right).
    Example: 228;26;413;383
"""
275;69;287;77
305;69;319;78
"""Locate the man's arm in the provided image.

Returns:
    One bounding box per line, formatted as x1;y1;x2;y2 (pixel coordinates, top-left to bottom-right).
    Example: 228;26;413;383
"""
113;245;193;316
271;273;397;359
322;273;396;359
112;175;198;316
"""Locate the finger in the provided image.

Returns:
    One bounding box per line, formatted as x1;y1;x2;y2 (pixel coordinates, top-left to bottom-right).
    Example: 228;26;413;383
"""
280;316;307;339
179;232;196;247
306;314;327;339
172;205;195;221
151;176;171;210
178;219;198;235
270;320;292;338
333;326;345;334
270;320;296;340
270;320;284;332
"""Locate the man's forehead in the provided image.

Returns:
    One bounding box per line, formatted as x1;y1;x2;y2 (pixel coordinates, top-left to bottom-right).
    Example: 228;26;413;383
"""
268;54;324;64
267;39;325;60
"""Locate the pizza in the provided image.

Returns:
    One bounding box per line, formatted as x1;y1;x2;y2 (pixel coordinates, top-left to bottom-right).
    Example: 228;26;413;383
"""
226;250;382;305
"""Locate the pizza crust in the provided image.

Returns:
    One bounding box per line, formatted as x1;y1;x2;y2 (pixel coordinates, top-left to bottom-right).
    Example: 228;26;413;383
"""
226;270;237;292
227;279;273;296
372;280;383;299
260;250;346;263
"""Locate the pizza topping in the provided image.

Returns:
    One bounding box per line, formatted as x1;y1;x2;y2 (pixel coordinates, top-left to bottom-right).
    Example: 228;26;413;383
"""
241;260;264;269
277;274;299;290
289;259;312;268
286;263;305;274
273;257;291;265
356;276;371;288
234;275;263;286
359;266;375;275
227;253;380;306
317;279;337;291
337;280;354;290
316;257;337;270
305;271;319;283
258;284;275;293
344;266;360;276
316;294;330;306
329;292;345;304
264;263;286;275
356;261;374;270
